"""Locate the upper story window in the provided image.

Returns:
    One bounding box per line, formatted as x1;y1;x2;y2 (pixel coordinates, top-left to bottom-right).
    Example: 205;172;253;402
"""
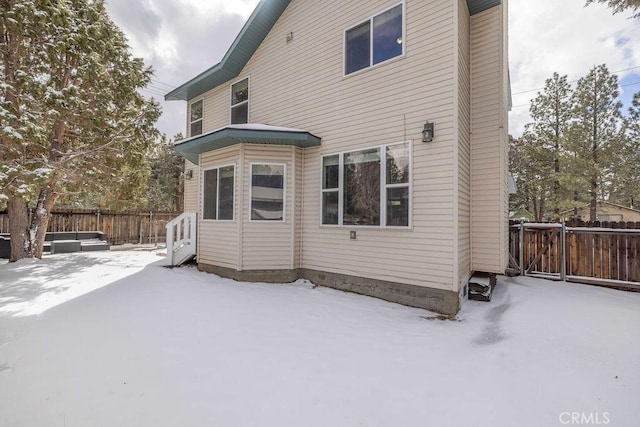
190;99;203;136
322;141;411;227
231;78;249;124
345;3;404;75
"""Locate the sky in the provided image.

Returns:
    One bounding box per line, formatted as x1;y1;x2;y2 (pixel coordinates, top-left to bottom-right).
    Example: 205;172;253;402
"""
104;0;640;140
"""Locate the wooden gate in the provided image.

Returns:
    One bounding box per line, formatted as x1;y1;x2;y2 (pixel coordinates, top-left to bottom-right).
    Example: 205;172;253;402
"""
509;221;640;289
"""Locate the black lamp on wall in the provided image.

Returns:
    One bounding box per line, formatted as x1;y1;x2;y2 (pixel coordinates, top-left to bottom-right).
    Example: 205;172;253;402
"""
422;121;435;142
185;169;194;180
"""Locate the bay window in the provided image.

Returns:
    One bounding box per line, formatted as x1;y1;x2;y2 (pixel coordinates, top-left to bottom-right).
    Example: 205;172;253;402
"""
251;164;285;221
203;165;235;220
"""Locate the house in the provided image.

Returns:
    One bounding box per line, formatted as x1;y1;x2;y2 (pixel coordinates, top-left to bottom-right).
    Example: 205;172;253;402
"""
509;209;534;222
165;0;510;315
561;201;640;223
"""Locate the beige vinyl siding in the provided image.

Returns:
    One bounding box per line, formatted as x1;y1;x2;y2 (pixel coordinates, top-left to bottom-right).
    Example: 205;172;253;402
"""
198;145;241;270
500;0;509;271
457;0;471;287
241;145;294;271
470;5;508;274
293;148;303;269
183;159;200;213
190;0;459;291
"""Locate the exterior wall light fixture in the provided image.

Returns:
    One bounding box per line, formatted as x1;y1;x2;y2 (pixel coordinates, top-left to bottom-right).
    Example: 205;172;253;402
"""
422;121;435;142
185;169;194;180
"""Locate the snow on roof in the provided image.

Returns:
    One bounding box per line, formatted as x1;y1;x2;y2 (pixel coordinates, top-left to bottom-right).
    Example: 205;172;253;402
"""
226;123;306;132
173;123;309;146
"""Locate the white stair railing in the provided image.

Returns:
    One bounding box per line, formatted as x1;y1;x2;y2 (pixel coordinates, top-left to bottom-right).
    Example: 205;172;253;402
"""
166;212;197;266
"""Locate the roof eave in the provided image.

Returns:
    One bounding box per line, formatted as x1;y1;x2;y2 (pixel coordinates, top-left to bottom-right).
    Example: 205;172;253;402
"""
165;0;292;102
175;127;321;164
467;0;502;15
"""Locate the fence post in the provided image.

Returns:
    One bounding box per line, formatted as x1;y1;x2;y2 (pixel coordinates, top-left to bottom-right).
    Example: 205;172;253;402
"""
96;208;101;232
561;223;567;281
166;221;174;265
519;220;525;276
149;212;153;244
139;214;143;245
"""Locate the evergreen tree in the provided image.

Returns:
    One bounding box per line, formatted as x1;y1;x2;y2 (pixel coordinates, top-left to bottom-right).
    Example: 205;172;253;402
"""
566;64;624;221
0;0;160;261
609;92;640;209
508;135;532;214
509;132;553;222
585;0;640;18
523;73;573;220
143;134;184;212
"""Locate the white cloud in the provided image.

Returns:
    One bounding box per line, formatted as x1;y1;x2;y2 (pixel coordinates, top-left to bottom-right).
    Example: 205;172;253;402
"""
509;0;640;136
184;0;260;18
105;0;260;139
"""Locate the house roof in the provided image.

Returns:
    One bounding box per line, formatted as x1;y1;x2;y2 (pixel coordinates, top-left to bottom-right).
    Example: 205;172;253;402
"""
165;0;503;102
559;200;640;215
174;124;321;164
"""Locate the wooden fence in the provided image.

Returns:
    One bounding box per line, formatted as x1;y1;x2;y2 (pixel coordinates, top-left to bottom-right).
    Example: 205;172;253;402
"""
509;220;640;288
0;209;179;245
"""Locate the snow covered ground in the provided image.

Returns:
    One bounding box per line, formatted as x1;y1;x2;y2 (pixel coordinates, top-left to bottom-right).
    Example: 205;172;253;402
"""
0;250;638;427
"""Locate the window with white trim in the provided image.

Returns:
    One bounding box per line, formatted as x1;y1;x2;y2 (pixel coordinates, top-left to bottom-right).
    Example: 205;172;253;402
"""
190;99;203;136
203;165;235;220
251;164;285;221
322;142;410;227
231;78;249;124
345;3;404;75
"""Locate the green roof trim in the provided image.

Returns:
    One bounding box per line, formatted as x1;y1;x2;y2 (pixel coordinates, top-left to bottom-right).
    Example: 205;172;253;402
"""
174;125;321;164
468;0;501;15
165;0;502;102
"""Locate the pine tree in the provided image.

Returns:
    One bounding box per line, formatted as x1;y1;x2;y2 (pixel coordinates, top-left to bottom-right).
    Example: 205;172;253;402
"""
609;92;640;209
566;64;625;221
523;73;573;220
0;0;160;261
509;133;556;222
143;134;185;212
585;0;640;18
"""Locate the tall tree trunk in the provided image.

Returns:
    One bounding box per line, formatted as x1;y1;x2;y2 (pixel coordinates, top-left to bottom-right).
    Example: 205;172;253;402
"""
589;181;597;222
7;197;30;262
553;100;561;221
6;187;58;261
590;134;598;222
590;80;599;222
29;187;58;259
553;140;560;220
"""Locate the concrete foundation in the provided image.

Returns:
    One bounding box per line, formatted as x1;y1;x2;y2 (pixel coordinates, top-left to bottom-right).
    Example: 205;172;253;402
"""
198;263;300;284
198;263;460;315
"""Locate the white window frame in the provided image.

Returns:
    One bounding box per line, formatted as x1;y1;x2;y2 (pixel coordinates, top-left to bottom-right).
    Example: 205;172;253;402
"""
343;1;406;77
189;98;204;137
249;162;287;223
230;76;250;124
201;163;236;222
319;141;412;229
